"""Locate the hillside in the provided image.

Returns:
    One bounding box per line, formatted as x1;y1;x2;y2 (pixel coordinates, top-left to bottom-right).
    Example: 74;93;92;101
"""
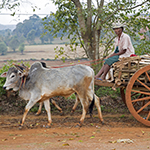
0;24;16;31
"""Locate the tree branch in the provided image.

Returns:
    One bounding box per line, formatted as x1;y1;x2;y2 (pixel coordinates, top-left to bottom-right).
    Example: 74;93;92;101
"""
87;0;92;37
76;28;87;53
102;6;123;24
93;0;104;29
71;0;86;34
121;0;150;11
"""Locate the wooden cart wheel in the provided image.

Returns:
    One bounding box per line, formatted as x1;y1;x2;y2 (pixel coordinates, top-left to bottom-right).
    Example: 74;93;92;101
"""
126;65;150;126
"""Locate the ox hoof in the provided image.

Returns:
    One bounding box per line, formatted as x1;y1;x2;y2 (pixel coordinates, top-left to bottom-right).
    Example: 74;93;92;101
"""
60;112;64;116
35;113;41;116
46;125;51;128
101;121;105;125
90;114;93;118
18;125;24;130
75;123;82;128
70;110;74;116
42;125;51;128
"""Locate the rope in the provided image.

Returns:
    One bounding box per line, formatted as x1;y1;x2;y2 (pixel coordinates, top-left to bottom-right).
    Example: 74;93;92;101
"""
50;58;104;68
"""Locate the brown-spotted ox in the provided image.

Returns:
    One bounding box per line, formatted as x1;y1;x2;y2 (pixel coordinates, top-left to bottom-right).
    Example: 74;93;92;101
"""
1;61;104;128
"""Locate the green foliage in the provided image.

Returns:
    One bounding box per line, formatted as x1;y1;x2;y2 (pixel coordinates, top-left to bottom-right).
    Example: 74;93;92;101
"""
0;0;20;10
8;36;20;52
19;43;25;54
30;106;39;113
0;41;7;55
0;14;55;49
67;93;76;100
95;86;120;99
134;40;150;55
27;29;36;44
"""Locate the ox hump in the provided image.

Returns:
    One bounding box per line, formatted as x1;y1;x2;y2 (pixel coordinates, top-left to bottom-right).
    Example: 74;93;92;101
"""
29;62;44;73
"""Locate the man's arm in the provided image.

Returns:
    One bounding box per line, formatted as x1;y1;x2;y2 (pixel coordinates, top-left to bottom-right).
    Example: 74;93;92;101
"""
107;49;127;58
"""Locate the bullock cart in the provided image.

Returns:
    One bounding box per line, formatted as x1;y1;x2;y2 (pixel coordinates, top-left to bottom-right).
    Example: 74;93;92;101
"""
94;55;150;127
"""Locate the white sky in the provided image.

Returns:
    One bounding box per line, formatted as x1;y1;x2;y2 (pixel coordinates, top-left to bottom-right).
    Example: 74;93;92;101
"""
0;0;56;25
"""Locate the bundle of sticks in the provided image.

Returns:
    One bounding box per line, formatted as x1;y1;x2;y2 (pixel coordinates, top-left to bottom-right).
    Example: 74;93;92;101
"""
112;55;150;85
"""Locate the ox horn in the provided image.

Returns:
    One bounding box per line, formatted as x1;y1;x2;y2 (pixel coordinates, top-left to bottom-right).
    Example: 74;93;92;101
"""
13;64;29;76
13;64;24;73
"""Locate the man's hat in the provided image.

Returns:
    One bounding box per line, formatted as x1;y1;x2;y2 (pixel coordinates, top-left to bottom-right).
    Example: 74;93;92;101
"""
112;22;124;29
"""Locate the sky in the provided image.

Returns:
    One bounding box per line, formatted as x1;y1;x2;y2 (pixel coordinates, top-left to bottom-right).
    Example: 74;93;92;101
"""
0;0;56;25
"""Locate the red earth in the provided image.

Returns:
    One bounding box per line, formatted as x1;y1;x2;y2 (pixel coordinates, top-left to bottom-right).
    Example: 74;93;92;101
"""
0;95;150;150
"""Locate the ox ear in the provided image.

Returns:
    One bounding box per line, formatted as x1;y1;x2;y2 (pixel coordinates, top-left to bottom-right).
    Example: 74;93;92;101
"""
0;72;7;77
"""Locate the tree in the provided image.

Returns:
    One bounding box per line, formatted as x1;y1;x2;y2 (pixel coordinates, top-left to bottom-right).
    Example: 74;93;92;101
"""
43;0;150;61
0;41;7;55
8;36;20;52
19;43;25;54
40;32;54;44
27;29;36;44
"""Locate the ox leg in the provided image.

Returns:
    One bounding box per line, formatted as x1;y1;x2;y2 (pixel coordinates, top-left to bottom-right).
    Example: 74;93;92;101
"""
78;97;89;126
51;99;64;115
94;95;104;124
43;99;52;128
35;102;43;116
20;100;37;128
71;95;80;115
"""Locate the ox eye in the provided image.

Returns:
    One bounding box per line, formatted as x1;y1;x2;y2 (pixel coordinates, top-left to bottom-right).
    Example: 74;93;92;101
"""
11;75;15;78
10;74;15;78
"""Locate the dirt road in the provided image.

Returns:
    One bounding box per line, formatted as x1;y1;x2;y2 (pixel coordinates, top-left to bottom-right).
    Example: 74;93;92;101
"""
0;91;149;150
0;113;150;150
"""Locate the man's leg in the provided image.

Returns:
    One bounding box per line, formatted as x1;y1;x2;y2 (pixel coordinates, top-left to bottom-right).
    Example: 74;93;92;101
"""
95;65;105;78
101;64;110;80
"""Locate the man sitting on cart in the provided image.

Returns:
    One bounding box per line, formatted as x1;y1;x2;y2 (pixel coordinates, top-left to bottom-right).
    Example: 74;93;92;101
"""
95;22;135;81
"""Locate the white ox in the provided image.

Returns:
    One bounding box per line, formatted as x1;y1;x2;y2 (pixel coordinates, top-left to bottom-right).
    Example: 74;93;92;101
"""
1;62;104;128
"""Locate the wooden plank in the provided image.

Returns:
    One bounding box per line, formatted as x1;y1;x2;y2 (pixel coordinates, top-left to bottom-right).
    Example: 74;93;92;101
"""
94;79;114;87
121;70;137;73
94;79;127;88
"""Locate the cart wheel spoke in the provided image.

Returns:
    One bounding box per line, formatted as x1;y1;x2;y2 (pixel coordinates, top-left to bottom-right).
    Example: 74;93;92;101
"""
137;101;150;114
131;90;150;96
145;72;150;81
146;112;150;121
126;65;150;126
136;79;150;91
132;96;150;103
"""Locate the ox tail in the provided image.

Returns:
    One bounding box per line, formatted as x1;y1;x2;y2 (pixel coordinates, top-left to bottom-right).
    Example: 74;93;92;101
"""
89;94;95;117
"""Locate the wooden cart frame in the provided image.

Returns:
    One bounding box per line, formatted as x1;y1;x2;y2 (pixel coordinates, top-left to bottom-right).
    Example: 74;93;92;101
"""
94;56;150;127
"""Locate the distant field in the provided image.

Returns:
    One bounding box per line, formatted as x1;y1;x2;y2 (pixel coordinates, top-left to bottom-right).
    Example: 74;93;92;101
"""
1;44;85;61
0;44;88;68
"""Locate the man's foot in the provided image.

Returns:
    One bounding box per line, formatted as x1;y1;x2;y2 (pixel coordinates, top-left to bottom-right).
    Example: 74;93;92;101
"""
95;77;103;81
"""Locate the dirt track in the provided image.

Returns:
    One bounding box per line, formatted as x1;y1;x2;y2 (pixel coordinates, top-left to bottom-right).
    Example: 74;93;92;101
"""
0;113;150;150
0;95;149;150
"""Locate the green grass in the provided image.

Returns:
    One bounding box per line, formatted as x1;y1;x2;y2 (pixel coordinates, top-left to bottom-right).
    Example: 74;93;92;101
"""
95;86;120;99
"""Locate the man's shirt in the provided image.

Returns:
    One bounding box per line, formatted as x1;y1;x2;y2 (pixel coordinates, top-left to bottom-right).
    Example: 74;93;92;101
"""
114;32;135;58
